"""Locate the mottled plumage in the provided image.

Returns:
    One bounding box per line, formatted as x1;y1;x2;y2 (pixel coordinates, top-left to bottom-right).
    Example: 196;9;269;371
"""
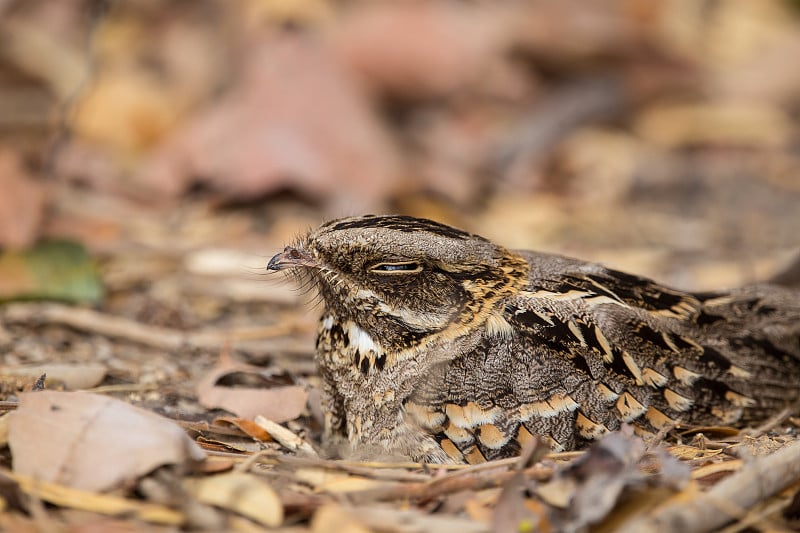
268;215;800;463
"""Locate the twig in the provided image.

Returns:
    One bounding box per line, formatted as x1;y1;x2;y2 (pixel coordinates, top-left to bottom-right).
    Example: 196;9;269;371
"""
2;302;306;352
243;450;433;483
619;440;800;533
741;406;796;438
346;461;554;504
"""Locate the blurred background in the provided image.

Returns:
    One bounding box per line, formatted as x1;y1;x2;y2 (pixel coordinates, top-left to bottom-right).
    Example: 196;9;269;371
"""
1;0;800;303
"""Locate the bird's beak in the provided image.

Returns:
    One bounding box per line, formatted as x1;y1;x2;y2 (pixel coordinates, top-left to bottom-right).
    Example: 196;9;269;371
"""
267;247;318;271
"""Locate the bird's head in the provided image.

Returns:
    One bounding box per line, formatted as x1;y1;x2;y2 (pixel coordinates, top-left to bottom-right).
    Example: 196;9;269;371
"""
268;215;528;348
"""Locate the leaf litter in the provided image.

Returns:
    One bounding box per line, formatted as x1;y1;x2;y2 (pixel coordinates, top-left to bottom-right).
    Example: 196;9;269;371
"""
1;0;800;531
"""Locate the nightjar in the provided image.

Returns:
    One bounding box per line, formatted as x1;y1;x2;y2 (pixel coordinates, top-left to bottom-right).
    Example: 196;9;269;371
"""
268;215;800;463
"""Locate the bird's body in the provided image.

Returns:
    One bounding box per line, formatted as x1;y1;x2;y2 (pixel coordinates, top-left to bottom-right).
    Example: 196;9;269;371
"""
268;215;800;463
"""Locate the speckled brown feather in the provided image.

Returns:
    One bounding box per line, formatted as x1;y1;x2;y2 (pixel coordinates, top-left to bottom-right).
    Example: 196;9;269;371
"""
269;215;800;463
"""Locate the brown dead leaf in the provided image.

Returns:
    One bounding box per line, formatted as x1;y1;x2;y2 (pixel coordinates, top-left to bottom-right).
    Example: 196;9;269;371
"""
137;33;399;211
1;363;107;390
492;471;549;533
536;428;689;532
196;435;263;455
8;391;206;492
213;416;272;442
0;149;46;249
183;472;283;528
333;1;508;98
196;357;308;423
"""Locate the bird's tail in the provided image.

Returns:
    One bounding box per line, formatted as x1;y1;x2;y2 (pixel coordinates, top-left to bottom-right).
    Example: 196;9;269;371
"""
769;252;800;288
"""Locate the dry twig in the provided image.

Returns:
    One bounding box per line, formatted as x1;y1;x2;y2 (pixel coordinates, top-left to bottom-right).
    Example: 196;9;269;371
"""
620;441;800;533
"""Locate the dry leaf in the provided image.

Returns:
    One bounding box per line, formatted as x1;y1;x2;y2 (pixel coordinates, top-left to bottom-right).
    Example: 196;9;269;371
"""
213;417;272;442
492;471;547;533
184;472;282;528
0;414;9;447
254;415;318;457
8;391;206;492
137;33;399;210
311;504;371;533
295;468;382;493
0;149;46;250
196;357;308;422
1;363;107;390
5;470;184;525
333;1;507;98
635;102;792;148
0;240;104;303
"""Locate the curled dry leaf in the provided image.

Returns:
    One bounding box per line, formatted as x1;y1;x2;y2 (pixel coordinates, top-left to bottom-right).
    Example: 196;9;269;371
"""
196;357;308;423
183;471;283;528
8;391;206;492
213;416;272;442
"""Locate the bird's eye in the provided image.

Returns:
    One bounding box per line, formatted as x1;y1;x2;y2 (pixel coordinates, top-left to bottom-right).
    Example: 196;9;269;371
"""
369;262;422;274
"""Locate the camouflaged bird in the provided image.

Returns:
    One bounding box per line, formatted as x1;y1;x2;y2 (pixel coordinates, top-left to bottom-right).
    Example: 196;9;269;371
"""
268;215;800;463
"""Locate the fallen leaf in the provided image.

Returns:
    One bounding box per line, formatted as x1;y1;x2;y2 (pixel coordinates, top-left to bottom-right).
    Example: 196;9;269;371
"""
493;471;547;533
0;149;46;250
0;240;104;303
295;468;382;493
8;391;206;492
213;417;272;442
183;472;282;528
311;504;371;533
195;435;263;455
333;1;507;98
536;428;690;532
137;33;399;211
254;415;318;457
3;470;184;525
635;102;792;148
0;363;107;390
0;414;8;447
196;356;308;423
690;460;743;481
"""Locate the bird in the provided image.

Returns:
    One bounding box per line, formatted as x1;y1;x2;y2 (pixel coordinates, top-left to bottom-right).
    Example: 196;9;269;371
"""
268;214;800;464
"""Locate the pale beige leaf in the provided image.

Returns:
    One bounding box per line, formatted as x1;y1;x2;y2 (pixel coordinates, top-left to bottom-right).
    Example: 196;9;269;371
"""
184;472;282;528
0;413;8;447
8;391;206;492
311;504;371;533
1;363;107;390
7;470;183;525
295;468;382;493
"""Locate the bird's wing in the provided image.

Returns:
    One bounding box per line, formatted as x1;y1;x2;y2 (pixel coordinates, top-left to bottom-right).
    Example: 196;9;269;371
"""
409;252;800;462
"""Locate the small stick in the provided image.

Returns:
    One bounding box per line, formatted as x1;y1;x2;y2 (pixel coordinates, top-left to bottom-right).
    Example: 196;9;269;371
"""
2;302;304;351
619;440;800;533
